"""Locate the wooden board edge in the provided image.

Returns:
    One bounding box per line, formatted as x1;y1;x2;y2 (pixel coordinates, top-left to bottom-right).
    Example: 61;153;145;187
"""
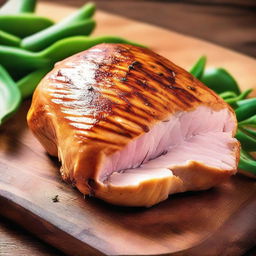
1;187;256;256
0;190;105;256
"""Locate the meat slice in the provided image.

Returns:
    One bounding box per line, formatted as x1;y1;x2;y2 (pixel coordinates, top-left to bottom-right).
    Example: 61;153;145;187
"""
27;44;240;207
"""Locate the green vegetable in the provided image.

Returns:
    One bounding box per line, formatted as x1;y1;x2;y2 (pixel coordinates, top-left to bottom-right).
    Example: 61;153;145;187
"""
239;115;256;127
190;56;206;79
0;65;21;124
201;68;241;94
21;19;96;51
0;36;143;74
0;0;36;14
219;91;237;100
236;97;256;107
0;45;49;73
242;127;256;138
235;99;256;122
21;2;96;51
0;30;21;46
17;67;50;99
239;150;256;176
236;129;256;152
224;89;252;106
0;14;54;38
41;35;145;64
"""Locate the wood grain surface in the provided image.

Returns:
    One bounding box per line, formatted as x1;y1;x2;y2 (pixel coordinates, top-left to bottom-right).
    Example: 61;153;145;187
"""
42;0;256;58
0;1;256;256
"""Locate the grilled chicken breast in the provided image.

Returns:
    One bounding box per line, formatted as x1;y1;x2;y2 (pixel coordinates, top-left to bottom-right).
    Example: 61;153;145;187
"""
27;44;240;207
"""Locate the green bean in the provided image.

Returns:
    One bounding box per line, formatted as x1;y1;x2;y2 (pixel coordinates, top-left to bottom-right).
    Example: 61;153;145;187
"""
41;35;145;64
21;19;96;51
241;127;256;138
0;14;54;38
0;30;21;46
0;0;36;14
236;97;256;107
0;35;144;75
0;45;49;73
239;115;256;127
239;150;256;176
219;91;237;100
17;67;51;99
236;129;256;152
201;68;241;94
0;65;21;124
235;99;256;121
190;56;206;80
21;2;96;51
224;89;253;106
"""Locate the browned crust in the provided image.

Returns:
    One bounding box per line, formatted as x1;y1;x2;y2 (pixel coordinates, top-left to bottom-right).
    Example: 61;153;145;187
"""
92;161;237;207
27;44;239;206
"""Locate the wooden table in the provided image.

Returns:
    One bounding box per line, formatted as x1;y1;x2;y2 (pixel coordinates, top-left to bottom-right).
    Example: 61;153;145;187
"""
0;0;255;255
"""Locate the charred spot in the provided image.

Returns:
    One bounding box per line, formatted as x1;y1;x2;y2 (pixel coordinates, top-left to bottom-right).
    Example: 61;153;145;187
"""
158;72;164;76
151;64;156;69
142;125;150;133
88;86;94;91
167;76;175;84
128;61;142;70
187;86;196;91
57;70;62;76
156;61;176;76
136;79;147;88
128;64;135;70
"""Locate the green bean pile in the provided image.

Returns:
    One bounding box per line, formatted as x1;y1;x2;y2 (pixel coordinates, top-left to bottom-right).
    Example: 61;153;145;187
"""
190;57;256;178
0;0;141;124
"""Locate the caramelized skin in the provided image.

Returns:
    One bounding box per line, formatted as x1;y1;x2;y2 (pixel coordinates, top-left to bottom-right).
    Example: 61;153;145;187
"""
28;44;237;206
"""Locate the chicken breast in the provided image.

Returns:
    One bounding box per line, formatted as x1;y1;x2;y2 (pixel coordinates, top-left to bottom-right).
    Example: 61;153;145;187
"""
27;44;240;207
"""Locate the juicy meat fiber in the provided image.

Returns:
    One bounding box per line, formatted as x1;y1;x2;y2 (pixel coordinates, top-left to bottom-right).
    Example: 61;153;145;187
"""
27;44;240;207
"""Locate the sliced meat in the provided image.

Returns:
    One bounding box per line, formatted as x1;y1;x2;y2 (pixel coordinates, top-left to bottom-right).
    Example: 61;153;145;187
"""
27;44;240;207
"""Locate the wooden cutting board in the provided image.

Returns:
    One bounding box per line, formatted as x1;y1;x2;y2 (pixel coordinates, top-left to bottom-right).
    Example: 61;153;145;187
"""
0;2;256;256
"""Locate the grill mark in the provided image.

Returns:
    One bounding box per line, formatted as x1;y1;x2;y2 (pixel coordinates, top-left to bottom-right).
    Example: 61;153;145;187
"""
134;91;153;107
133;66;180;103
111;109;150;133
169;86;202;103
118;92;157;118
101;86;159;120
126;70;176;104
75;134;126;146
106;118;141;136
118;67;186;110
116;74;167;107
93;123;133;138
101;91;154;119
135;79;158;92
113;104;150;122
152;60;200;103
48;44;212;151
